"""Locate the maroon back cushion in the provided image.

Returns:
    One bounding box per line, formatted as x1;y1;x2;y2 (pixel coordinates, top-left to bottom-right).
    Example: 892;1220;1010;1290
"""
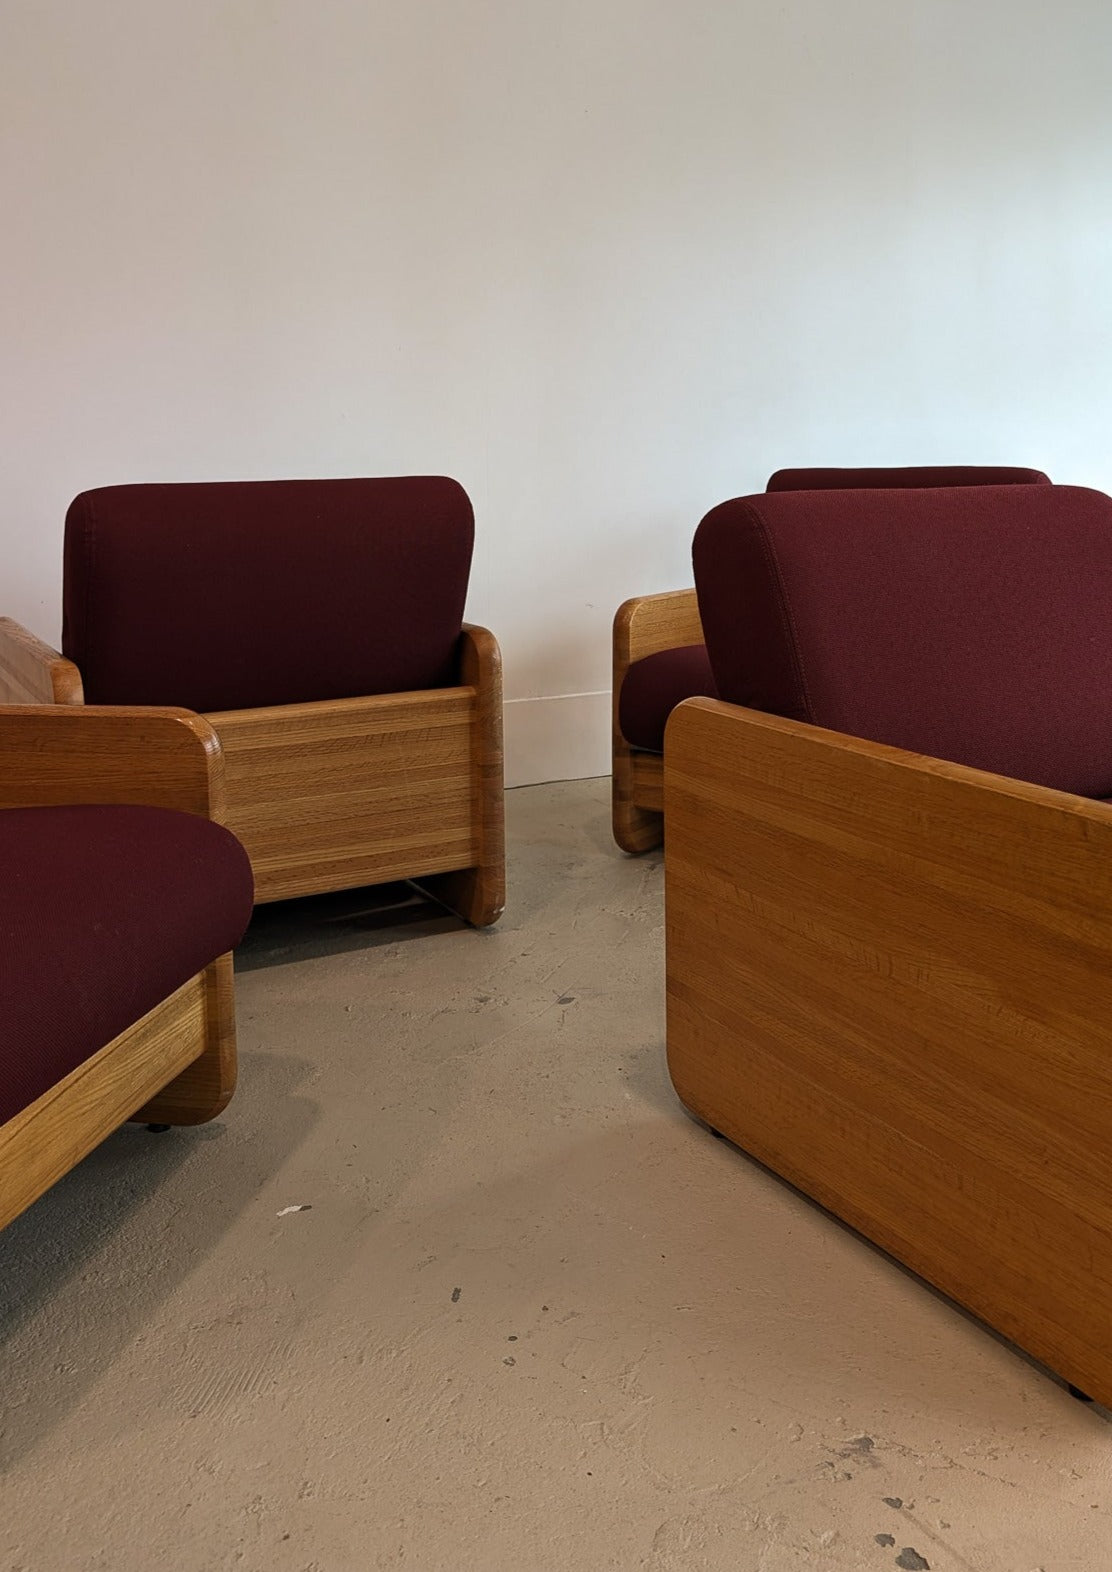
63;477;474;711
767;465;1051;491
693;484;1112;797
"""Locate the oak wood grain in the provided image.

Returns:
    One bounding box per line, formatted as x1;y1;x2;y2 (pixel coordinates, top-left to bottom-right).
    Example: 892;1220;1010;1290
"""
665;696;1112;1406
0;618;83;705
0;964;233;1231
137;954;237;1125
413;624;506;926
615;589;704;661
612;589;704;854
209;686;480;905
628;751;663;814
0;705;225;818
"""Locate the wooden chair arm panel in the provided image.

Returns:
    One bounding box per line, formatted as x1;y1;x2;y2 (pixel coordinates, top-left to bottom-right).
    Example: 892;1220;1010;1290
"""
0;705;226;819
457;623;505;923
613;589;704;674
459;622;502;688
663;694;1112;849
664;696;1112;1405
0;618;83;704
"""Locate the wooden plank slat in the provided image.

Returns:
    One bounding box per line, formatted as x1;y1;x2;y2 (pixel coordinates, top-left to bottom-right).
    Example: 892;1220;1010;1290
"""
210;687;479;903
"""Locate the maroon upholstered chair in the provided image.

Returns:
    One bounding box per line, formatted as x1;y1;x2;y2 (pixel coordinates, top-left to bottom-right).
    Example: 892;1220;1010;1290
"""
0;704;253;1232
0;477;504;923
666;480;1112;1405
612;464;1052;853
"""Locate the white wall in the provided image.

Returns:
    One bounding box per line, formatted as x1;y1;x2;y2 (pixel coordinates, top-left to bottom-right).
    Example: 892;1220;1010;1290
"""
3;0;1110;784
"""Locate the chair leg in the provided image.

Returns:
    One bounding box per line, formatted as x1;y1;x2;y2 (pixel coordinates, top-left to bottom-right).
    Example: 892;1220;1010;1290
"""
134;955;237;1125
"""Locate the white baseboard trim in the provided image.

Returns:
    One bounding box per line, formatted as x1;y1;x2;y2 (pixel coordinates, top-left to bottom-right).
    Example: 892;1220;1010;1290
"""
503;691;610;787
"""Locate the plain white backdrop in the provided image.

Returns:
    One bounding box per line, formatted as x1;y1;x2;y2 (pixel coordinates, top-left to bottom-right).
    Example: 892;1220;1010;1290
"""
3;0;1110;781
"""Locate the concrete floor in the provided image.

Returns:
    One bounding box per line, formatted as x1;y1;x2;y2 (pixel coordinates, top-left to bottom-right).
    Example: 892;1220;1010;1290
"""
2;779;1111;1572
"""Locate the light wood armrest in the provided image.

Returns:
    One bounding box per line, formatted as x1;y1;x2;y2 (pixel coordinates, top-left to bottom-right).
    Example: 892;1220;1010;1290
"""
0;618;83;704
421;622;504;925
0;705;225;819
459;623;504;847
610;592;703;855
459;622;500;680
665;696;1112;1406
613;589;704;673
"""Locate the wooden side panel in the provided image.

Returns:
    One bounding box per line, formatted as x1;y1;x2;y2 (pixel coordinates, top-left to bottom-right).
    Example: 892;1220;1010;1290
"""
0;618;83;705
665;697;1112;1405
138;955;237;1125
0;705;225;818
612;589;704;854
629;751;663;814
413;624;506;926
0;972;211;1231
210;688;479;904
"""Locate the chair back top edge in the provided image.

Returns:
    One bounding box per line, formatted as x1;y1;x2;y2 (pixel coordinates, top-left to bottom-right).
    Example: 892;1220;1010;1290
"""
693;482;1112;798
63;476;475;712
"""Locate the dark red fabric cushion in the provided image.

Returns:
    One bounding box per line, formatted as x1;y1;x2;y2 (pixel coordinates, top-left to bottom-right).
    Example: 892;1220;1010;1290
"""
0;805;254;1126
766;465;1050;491
63;477;474;712
692;484;1112;796
620;645;718;753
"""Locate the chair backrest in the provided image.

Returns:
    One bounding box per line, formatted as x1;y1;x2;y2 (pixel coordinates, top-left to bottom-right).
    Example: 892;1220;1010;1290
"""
63;477;474;712
692;483;1112;797
766;465;1051;491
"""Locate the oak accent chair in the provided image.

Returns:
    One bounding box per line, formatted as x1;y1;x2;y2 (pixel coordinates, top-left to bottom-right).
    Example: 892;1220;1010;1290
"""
0;702;253;1232
665;480;1112;1405
612;465;1052;853
0;476;504;923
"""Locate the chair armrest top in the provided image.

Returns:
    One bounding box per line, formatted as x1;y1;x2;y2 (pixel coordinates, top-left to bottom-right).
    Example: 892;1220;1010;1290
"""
614;589;704;670
0;705;225;820
0;618;83;704
458;624;501;684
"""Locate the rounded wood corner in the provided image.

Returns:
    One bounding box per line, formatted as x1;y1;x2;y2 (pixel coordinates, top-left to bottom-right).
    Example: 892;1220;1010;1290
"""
51;659;85;705
613;596;643;638
461;623;503;678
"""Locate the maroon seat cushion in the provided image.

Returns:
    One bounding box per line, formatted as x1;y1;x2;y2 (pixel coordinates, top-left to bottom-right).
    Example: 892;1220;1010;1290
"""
620;645;718;753
0;805;254;1126
63;477;474;712
692;484;1112;797
766;465;1050;491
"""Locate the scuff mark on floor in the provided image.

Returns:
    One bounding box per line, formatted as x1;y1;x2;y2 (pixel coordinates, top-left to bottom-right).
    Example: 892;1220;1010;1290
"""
895;1551;931;1571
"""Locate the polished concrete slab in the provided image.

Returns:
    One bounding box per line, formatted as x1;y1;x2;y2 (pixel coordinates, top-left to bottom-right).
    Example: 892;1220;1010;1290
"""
2;779;1110;1571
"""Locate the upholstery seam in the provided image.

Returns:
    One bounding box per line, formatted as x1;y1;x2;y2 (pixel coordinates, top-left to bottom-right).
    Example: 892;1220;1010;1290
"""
83;496;97;684
744;502;814;719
